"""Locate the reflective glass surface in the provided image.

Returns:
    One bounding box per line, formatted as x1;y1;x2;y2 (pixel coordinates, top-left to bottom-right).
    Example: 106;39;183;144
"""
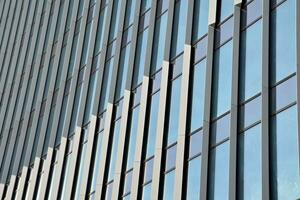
142;183;152;200
208;142;230;200
186;156;201;200
210;114;230;146
239;95;261;130
90;132;104;194
133;30;148;86
270;105;300;199
220;0;234;22
239;20;262;102
271;75;297;113
163;170;175;200
126;106;139;170
238;124;262;200
190;59;206;132
107;119;121;181
146;92;160;157
151;12;168;73
171;0;188;58
270;0;296;84
116;45;131;100
167;77;181;145
189;131;203;158
144;158;154;184
192;0;209;41
212;41;233;118
166;145;177;171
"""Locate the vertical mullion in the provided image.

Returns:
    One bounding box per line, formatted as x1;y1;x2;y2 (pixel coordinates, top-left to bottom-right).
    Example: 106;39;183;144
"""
91;0;115;198
151;0;175;199
72;0;103;198
262;0;270;199
199;0;217;199
173;0;194;199
228;2;241;200
130;0;157;199
109;0;138;198
55;0;90;199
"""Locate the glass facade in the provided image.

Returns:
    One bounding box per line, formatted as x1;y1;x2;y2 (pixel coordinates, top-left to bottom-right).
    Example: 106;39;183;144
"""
0;0;299;200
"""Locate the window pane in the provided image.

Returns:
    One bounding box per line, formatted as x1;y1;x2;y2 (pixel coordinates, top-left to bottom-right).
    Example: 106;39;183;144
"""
208;142;229;200
270;105;300;199
238;124;262;200
166;145;177;171
89;132;104;194
212;41;233;118
142;183;152;200
189;131;203;158
210;114;230;147
126;106;140;170
239;95;261;130
123;171;133;195
105;182;113;200
109;0;122;41
241;0;262;28
116;44;131;100
215;16;234;47
144;158;154;183
95;8;107;54
157;0;169;15
107;119;121;181
190;59;206;132
146;92;160;158
80;21;93;67
239;20;262;102
270;0;296;84
151;12;168;73
84;70;98;124
124;0;136;28
220;0;234;22
186;156;201;200
271;76;296;113
99;59;114;113
194;37;207;63
74;141;88;199
163;170;175;200
167;77;181;145
170;0;188;58
141;0;151;13
192;0;209;41
133;30;148;86
69;80;84;134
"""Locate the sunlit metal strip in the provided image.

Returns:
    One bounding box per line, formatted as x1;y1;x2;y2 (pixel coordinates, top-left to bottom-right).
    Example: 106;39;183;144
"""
151;0;176;198
173;0;194;198
199;0;217;198
130;1;158;198
110;0;142;198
